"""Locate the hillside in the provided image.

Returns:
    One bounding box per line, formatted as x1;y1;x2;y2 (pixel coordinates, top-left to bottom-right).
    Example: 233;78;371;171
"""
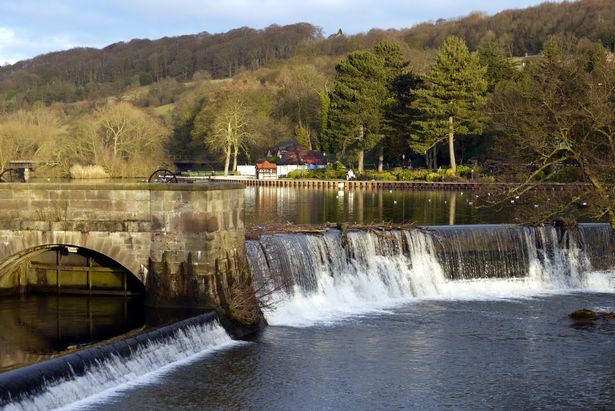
0;0;614;106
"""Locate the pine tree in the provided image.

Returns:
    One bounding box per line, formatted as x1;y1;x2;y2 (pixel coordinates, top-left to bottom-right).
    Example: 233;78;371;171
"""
328;50;388;172
328;41;408;172
412;36;488;174
478;41;515;91
373;41;412;172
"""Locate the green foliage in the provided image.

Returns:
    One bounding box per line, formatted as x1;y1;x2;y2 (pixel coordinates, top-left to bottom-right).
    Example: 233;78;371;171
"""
426;172;443;182
331;161;347;172
362;170;397;181
328;41;410;171
287;169;314;179
454;165;476;178
328;50;388;152
396;169;430;181
287;163;349;179
411;36;488;174
478;41;515;90
2;1;615;108
285;165;479;182
139;72;154;86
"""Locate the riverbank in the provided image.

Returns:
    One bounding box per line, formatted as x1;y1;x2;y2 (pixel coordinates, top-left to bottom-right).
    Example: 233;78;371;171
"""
182;175;590;192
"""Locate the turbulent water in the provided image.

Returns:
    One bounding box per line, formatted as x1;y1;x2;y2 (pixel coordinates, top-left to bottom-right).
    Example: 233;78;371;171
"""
246;223;614;327
2;321;238;411
2;223;613;410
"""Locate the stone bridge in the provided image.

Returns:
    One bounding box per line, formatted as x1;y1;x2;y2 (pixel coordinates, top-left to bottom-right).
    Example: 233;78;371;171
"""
0;182;246;308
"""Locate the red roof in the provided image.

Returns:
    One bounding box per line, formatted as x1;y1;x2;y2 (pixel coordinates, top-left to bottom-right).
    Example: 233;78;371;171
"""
256;160;277;170
265;141;327;166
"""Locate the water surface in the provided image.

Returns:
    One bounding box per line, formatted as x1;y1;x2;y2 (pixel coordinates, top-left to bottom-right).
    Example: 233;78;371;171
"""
88;293;615;411
244;186;592;226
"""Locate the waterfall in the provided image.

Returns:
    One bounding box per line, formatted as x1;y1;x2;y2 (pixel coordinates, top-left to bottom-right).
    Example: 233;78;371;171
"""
247;224;614;327
1;315;238;411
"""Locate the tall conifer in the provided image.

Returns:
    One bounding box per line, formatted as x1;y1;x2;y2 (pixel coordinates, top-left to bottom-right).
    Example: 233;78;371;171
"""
412;36;488;174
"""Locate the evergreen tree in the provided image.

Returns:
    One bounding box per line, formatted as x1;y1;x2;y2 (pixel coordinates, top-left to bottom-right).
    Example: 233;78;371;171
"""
328;41;408;172
412;36;488;174
478;41;515;91
373;41;411;171
328;50;388;172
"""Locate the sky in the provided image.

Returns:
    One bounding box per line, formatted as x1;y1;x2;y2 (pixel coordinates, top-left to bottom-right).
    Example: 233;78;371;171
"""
0;0;554;65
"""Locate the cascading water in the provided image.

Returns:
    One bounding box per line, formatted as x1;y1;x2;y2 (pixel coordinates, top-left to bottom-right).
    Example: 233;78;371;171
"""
1;317;238;411
247;224;614;327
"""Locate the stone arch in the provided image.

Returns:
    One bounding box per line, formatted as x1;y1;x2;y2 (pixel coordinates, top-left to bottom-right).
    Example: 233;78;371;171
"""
0;231;146;286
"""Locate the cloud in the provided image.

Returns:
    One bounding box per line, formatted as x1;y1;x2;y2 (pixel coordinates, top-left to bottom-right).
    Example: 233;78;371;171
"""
0;0;556;63
0;26;78;65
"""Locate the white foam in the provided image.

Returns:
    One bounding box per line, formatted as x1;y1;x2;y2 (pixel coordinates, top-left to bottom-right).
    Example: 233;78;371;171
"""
5;321;239;411
252;228;614;327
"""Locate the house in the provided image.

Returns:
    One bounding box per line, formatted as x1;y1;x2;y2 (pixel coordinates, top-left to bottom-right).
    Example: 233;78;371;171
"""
256;160;277;180
266;141;327;166
265;141;327;177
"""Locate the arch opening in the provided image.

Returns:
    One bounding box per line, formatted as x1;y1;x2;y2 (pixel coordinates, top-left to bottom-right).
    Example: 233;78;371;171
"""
1;245;145;297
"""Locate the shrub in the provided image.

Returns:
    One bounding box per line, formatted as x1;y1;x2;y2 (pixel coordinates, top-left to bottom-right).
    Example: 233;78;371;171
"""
397;169;430;181
362;170;397;181
456;165;475;178
69;164;110;179
426;172;443;182
331;161;347;173
287;169;312;179
441;174;465;182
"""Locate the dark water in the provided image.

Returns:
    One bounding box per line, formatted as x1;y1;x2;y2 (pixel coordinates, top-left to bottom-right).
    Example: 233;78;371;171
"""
1;187;612;410
244;186;591;226
0;295;143;373
84;292;615;410
0;295;204;373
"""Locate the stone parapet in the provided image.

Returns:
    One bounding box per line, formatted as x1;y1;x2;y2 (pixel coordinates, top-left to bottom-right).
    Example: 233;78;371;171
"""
0;182;246;310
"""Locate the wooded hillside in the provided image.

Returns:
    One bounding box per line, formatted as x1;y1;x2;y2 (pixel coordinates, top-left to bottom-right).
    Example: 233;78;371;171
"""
1;0;614;106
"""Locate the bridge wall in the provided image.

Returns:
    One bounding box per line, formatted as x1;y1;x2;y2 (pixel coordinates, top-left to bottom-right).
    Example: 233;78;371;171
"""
0;182;245;308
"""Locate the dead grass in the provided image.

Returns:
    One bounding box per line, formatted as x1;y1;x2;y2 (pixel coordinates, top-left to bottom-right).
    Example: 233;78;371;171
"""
69;164;110;179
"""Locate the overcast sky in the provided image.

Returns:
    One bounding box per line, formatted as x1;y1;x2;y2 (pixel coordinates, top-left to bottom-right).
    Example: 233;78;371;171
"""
0;0;553;64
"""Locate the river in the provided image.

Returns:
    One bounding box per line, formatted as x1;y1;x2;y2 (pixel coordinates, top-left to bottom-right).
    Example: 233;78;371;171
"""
1;186;614;410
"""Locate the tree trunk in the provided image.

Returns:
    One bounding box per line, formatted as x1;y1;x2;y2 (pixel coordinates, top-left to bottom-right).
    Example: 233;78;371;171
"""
377;140;384;172
358;150;364;173
433;147;438;169
232;143;239;173
357;125;365;173
223;142;231;176
448;116;456;174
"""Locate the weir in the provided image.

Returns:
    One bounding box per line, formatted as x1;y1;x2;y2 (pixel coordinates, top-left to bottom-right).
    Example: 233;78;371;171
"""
246;223;614;326
0;222;613;408
0;312;233;410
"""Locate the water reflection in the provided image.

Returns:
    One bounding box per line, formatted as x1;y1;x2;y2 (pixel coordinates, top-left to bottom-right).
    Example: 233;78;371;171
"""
0;295;145;372
246;187;490;226
244;186;596;226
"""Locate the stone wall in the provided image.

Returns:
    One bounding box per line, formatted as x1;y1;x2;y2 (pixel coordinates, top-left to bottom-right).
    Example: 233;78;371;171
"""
0;182;246;309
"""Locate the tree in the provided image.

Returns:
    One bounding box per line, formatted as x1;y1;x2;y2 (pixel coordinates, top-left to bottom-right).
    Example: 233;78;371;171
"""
412;36;488;174
492;38;615;227
193;89;251;176
328;41;407;173
71;101;170;177
373;41;413;171
0;104;63;171
328;51;387;172
478;41;515;91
